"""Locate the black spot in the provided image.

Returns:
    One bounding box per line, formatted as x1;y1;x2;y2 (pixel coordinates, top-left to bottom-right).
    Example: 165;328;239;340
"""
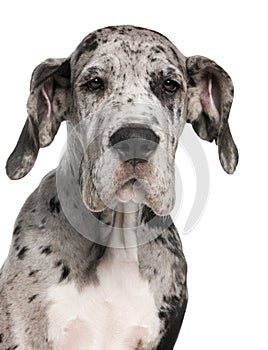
49;197;60;213
141;205;172;230
187;76;196;87
156;45;166;54
13;225;21;236
167;66;176;75
59;265;70;282
141;205;156;224
92;211;104;221
152;47;161;54
55;99;62;110
106;26;118;32
28;294;38;303
127;98;133;103
0;333;3;342
158;310;166;320
31;208;36;213
155;234;167;246
74;34;99;63
41;246;52;255
169;46;179;61
17;246;29;260
28;270;39;277
14;236;20;249
54;260;62;267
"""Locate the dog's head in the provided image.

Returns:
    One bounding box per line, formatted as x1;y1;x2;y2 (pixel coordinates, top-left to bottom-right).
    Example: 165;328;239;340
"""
6;26;238;216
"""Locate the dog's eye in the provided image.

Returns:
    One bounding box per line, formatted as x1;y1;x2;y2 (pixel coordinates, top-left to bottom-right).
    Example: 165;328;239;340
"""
163;79;180;93
85;78;104;91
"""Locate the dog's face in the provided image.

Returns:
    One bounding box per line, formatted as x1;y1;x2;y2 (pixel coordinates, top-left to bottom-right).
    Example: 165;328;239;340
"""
6;26;238;216
72;28;187;215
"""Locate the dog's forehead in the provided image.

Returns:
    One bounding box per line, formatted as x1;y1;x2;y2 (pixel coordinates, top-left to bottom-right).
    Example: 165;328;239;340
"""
71;26;186;77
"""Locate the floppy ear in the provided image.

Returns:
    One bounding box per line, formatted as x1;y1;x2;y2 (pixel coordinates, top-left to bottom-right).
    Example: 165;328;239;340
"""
6;58;71;180
186;55;238;174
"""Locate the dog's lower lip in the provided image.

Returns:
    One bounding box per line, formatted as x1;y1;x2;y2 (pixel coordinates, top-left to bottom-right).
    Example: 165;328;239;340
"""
115;178;145;203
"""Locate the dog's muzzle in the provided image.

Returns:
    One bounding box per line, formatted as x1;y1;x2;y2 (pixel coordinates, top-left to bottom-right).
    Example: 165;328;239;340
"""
73;103;176;216
108;125;160;204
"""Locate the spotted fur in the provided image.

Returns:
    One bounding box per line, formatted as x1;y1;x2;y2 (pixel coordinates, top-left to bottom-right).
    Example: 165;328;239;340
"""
1;25;238;349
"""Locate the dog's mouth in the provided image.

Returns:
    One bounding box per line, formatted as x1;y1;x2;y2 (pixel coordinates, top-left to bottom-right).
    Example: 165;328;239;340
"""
82;151;174;215
112;158;161;208
115;178;145;203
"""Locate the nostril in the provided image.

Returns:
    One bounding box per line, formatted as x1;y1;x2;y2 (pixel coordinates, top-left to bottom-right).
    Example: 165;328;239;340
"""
110;127;132;147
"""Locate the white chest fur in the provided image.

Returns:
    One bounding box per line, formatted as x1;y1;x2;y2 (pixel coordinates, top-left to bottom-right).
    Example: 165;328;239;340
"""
46;247;160;350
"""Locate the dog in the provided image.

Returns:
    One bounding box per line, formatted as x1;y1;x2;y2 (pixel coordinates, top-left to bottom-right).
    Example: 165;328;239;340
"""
0;25;238;350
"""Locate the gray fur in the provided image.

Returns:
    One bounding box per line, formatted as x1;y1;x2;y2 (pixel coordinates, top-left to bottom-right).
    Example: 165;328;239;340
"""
1;25;238;349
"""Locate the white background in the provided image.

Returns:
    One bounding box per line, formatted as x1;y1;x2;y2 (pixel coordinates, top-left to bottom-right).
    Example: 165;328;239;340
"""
0;0;267;349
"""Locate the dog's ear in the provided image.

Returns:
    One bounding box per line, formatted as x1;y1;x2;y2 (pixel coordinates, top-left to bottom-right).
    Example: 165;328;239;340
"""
186;55;238;174
6;58;71;180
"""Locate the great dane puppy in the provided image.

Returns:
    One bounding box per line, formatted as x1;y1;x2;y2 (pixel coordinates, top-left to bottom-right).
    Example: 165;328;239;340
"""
0;26;238;350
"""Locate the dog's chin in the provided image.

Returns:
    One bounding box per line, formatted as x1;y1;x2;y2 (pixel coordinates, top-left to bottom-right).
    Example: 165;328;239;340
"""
114;179;171;216
115;179;145;204
81;180;168;215
82;188;172;216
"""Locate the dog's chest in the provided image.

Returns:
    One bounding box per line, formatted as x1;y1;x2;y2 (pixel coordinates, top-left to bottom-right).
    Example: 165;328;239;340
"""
46;248;161;350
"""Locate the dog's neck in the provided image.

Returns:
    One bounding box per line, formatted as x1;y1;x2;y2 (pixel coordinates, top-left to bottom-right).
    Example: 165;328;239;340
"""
95;202;144;251
93;201;171;255
112;202;142;228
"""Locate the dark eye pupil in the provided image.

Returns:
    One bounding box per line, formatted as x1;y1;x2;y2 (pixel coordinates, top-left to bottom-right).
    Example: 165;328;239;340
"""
87;78;104;91
163;79;179;93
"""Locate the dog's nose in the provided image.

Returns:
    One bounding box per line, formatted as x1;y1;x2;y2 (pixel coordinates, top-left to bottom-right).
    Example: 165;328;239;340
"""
110;126;160;161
